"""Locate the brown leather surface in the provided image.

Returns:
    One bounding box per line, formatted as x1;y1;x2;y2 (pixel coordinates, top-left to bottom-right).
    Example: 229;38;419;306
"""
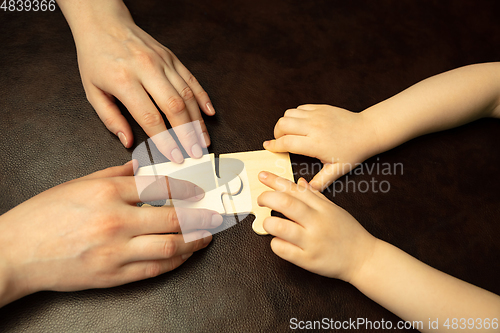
1;0;499;332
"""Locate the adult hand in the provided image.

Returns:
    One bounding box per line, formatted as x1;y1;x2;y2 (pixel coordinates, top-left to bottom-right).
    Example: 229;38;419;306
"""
257;171;377;282
263;105;380;190
59;0;215;162
0;161;222;307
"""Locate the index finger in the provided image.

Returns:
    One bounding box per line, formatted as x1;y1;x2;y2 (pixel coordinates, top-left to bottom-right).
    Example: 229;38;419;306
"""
113;176;205;204
258;171;324;212
257;172;319;226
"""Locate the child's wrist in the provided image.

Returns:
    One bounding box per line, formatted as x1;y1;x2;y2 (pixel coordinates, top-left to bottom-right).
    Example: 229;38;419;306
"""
347;237;382;287
361;107;403;156
343;235;384;288
358;110;386;158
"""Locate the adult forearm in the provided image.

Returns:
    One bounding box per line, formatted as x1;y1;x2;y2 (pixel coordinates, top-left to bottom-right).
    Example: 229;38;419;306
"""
364;62;500;155
56;0;133;38
351;239;500;332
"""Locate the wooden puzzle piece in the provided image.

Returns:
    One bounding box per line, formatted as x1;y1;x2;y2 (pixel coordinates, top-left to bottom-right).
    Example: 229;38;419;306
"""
135;150;294;235
135;154;242;214
220;150;294;235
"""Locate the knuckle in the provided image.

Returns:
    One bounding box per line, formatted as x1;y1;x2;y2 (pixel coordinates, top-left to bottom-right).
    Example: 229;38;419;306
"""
273;220;288;235
93;180;120;201
141;111;163;127
275;117;286;130
161;239;177;258
179;86;195;101
183;126;197;140
166;96;186;115
145;262;162;278
196;90;209;101
101;115;117;129
281;136;293;149
195;237;206;250
280;194;295;210
113;67;133;86
165;208;180;230
202;212;213;229
135;51;157;69
196;117;206;128
98;215;122;238
186;74;199;86
156;48;171;61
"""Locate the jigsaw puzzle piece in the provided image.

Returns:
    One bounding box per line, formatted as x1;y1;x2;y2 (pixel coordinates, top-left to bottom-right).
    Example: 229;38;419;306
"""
219;157;252;216
220;150;294;235
136;150;295;235
135;154;245;214
167;173;242;213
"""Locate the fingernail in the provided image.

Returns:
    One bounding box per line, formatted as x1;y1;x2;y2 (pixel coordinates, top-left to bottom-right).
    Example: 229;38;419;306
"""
171;148;184;163
200;132;210;148
194;186;205;200
263;140;270;148
259;171;268;180
181;253;193;260
206;102;215;115
191;143;203;158
202;231;211;245
117;132;128;147
211;214;223;227
123;160;133;166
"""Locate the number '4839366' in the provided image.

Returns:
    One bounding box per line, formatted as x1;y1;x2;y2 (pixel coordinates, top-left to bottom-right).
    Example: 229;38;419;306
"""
1;0;57;11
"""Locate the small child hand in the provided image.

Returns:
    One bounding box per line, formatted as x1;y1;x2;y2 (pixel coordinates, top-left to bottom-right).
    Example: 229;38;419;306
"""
263;104;380;190
257;171;377;283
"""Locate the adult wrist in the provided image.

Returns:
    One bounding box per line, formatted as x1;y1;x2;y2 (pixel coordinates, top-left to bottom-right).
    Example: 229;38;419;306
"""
57;0;133;38
0;260;22;308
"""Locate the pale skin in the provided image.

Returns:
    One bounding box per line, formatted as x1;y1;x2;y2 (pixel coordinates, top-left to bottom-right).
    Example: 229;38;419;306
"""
265;62;500;190
0;161;222;308
56;0;215;162
260;63;500;331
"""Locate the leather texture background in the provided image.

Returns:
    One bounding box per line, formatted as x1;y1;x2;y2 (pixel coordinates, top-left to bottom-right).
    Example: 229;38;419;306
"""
1;0;499;332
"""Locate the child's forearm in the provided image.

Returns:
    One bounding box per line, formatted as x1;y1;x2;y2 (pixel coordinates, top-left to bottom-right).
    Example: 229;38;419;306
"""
351;239;500;332
364;63;500;155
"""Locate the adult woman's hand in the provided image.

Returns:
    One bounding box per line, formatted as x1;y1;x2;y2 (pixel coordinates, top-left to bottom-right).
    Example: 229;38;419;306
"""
0;161;222;307
57;0;215;162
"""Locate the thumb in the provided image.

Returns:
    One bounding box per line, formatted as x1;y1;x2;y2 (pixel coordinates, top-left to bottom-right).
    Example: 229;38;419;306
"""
69;161;135;184
309;163;345;191
297;177;331;202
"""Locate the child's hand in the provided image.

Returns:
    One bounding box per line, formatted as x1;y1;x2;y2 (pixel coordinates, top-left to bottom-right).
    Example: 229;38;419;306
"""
257;171;377;282
263;105;380;190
